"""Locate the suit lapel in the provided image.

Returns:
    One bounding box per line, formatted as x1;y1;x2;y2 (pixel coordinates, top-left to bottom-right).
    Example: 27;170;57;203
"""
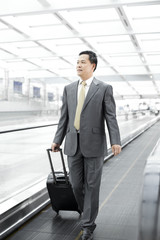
70;80;79;112
82;78;99;111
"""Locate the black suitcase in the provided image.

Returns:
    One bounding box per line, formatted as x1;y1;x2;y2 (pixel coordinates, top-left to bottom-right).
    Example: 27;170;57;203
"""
46;148;80;214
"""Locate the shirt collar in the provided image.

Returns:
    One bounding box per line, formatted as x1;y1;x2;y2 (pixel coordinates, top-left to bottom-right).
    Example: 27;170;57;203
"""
79;76;94;86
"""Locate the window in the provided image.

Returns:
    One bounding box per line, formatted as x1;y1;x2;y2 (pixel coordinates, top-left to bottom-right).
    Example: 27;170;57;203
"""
48;92;54;102
33;87;40;98
14;81;22;94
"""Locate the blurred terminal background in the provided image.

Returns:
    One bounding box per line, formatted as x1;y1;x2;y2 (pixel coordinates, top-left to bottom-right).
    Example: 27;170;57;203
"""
0;0;160;127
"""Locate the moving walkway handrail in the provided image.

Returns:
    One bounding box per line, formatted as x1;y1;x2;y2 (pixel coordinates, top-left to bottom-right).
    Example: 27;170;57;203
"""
0;123;58;134
0;109;154;134
138;138;160;240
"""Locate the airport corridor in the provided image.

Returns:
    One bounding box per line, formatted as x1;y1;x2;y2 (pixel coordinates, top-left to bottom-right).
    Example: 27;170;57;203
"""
5;119;160;240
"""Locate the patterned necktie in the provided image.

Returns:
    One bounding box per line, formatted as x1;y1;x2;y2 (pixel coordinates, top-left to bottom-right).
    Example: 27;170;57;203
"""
74;81;86;130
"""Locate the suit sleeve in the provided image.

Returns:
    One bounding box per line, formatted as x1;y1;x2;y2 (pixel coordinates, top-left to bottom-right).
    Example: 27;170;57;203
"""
53;86;68;145
103;85;121;146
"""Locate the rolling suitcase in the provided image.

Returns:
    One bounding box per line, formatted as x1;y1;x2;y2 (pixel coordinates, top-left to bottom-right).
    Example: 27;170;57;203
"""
46;148;80;214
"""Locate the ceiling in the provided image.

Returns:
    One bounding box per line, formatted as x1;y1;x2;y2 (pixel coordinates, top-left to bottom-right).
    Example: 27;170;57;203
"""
0;0;160;100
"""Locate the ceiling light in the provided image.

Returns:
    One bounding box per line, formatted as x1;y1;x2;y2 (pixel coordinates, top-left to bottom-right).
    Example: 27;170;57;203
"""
141;57;145;62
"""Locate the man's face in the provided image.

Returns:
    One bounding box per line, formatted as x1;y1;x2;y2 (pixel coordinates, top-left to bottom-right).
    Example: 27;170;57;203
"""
76;54;95;80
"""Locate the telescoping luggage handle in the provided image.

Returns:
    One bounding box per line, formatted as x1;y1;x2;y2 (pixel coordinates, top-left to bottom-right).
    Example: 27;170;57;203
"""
47;148;69;184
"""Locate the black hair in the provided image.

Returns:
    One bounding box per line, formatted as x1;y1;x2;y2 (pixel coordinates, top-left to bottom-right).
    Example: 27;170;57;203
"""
79;50;98;71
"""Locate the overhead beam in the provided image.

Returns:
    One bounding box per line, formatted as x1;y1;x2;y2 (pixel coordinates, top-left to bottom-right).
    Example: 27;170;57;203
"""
0;0;160;17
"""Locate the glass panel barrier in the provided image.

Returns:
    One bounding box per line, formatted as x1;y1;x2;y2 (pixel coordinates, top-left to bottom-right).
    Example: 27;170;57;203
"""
0;110;159;212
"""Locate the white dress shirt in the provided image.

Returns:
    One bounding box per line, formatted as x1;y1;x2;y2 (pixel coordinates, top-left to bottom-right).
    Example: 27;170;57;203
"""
77;76;93;101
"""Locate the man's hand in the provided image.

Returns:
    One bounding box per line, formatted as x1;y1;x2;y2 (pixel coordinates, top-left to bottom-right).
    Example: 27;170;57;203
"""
51;143;60;152
112;145;121;156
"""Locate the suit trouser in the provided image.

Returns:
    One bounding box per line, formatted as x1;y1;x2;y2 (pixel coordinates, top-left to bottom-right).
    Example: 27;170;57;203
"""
67;134;104;230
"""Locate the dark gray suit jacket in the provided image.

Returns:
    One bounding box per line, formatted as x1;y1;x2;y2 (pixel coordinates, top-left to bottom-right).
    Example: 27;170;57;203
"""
53;78;121;157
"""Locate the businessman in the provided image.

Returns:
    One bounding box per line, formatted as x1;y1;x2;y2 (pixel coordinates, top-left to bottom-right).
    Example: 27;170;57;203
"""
52;50;121;240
